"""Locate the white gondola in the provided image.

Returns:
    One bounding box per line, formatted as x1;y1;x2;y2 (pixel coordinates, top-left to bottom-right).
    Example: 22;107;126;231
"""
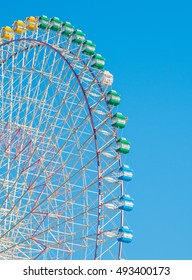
100;70;114;86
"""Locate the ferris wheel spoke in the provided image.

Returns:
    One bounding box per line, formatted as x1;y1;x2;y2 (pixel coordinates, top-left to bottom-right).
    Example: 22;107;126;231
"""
0;117;94;215
0;144;99;236
0;44;51;171
0;176;100;246
0;115;99;215
0;189;119;260
32;164;117;223
0;216;117;257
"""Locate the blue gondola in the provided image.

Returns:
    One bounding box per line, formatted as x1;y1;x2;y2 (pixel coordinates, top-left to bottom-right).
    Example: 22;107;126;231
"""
119;195;134;211
118;165;133;182
117;226;133;243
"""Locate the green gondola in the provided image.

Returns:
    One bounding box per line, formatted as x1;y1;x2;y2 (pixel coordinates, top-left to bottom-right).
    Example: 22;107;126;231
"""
116;138;130;154
112;112;127;128
50;17;62;31
107;90;120;106
82;40;96;55
91;54;105;69
38;15;50;29
72;29;85;44
62;22;74;36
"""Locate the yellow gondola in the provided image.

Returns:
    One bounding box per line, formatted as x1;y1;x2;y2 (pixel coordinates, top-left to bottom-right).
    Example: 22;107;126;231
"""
25;16;38;31
13;20;26;34
1;26;14;40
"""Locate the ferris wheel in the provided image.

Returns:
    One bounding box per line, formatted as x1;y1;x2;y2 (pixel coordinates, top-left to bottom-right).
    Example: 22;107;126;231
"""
0;15;134;260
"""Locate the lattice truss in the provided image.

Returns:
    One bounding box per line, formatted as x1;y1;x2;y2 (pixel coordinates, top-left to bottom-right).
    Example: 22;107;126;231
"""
0;19;131;260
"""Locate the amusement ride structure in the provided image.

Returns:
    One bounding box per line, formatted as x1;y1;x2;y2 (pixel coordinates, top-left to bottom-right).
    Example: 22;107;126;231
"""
0;16;134;260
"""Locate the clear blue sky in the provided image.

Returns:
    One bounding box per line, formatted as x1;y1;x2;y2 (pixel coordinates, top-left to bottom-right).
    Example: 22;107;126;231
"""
1;0;192;259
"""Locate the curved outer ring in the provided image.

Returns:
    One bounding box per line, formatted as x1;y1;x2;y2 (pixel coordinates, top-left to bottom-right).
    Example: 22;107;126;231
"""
0;37;123;259
72;52;124;259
